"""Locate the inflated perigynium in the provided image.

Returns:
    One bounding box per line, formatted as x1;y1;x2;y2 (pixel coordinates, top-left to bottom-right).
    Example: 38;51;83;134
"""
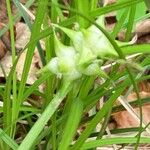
41;18;130;81
48;33;82;81
53;25;97;66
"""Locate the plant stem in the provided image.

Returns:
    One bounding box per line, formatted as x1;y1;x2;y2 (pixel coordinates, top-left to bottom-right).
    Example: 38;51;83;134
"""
125;5;136;41
74;0;90;28
5;0;17;141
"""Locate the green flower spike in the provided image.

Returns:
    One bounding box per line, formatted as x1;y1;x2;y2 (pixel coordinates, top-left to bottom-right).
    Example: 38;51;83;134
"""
83;16;118;58
38;31;82;81
85;16;134;57
54;33;76;73
52;24;96;67
37;57;62;78
83;28;118;58
52;24;83;52
54;33;82;81
80;59;108;78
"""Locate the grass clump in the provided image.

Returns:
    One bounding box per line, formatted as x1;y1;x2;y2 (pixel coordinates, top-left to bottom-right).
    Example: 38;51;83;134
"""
0;0;150;149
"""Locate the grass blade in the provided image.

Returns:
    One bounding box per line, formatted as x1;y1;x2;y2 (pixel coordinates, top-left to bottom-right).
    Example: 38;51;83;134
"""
58;98;83;150
81;137;150;149
18;81;71;150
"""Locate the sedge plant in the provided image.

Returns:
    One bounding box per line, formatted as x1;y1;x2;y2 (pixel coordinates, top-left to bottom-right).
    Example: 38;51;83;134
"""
0;0;150;150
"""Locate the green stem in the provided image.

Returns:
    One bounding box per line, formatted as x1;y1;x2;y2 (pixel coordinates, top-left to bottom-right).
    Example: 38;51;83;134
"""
97;108;112;139
58;98;83;150
51;112;57;150
6;0;17;140
45;4;57;149
144;0;150;10
74;0;90;28
111;8;129;38
125;5;136;41
90;0;99;11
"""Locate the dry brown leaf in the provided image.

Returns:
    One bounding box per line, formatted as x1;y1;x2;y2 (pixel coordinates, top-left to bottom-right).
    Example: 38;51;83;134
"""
0;22;42;85
136;19;150;37
113;91;150;128
103;0;116;5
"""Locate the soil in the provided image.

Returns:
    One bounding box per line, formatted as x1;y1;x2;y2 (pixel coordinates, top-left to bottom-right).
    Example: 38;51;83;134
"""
0;0;18;59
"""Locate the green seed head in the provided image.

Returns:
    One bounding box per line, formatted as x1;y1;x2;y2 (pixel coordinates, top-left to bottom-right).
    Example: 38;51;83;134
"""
84;24;118;58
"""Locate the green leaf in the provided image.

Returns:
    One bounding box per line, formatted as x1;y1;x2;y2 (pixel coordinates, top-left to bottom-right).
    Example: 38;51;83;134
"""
116;1;147;29
0;129;18;150
18;82;71;150
58;98;83;150
81;137;150;149
144;0;150;10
